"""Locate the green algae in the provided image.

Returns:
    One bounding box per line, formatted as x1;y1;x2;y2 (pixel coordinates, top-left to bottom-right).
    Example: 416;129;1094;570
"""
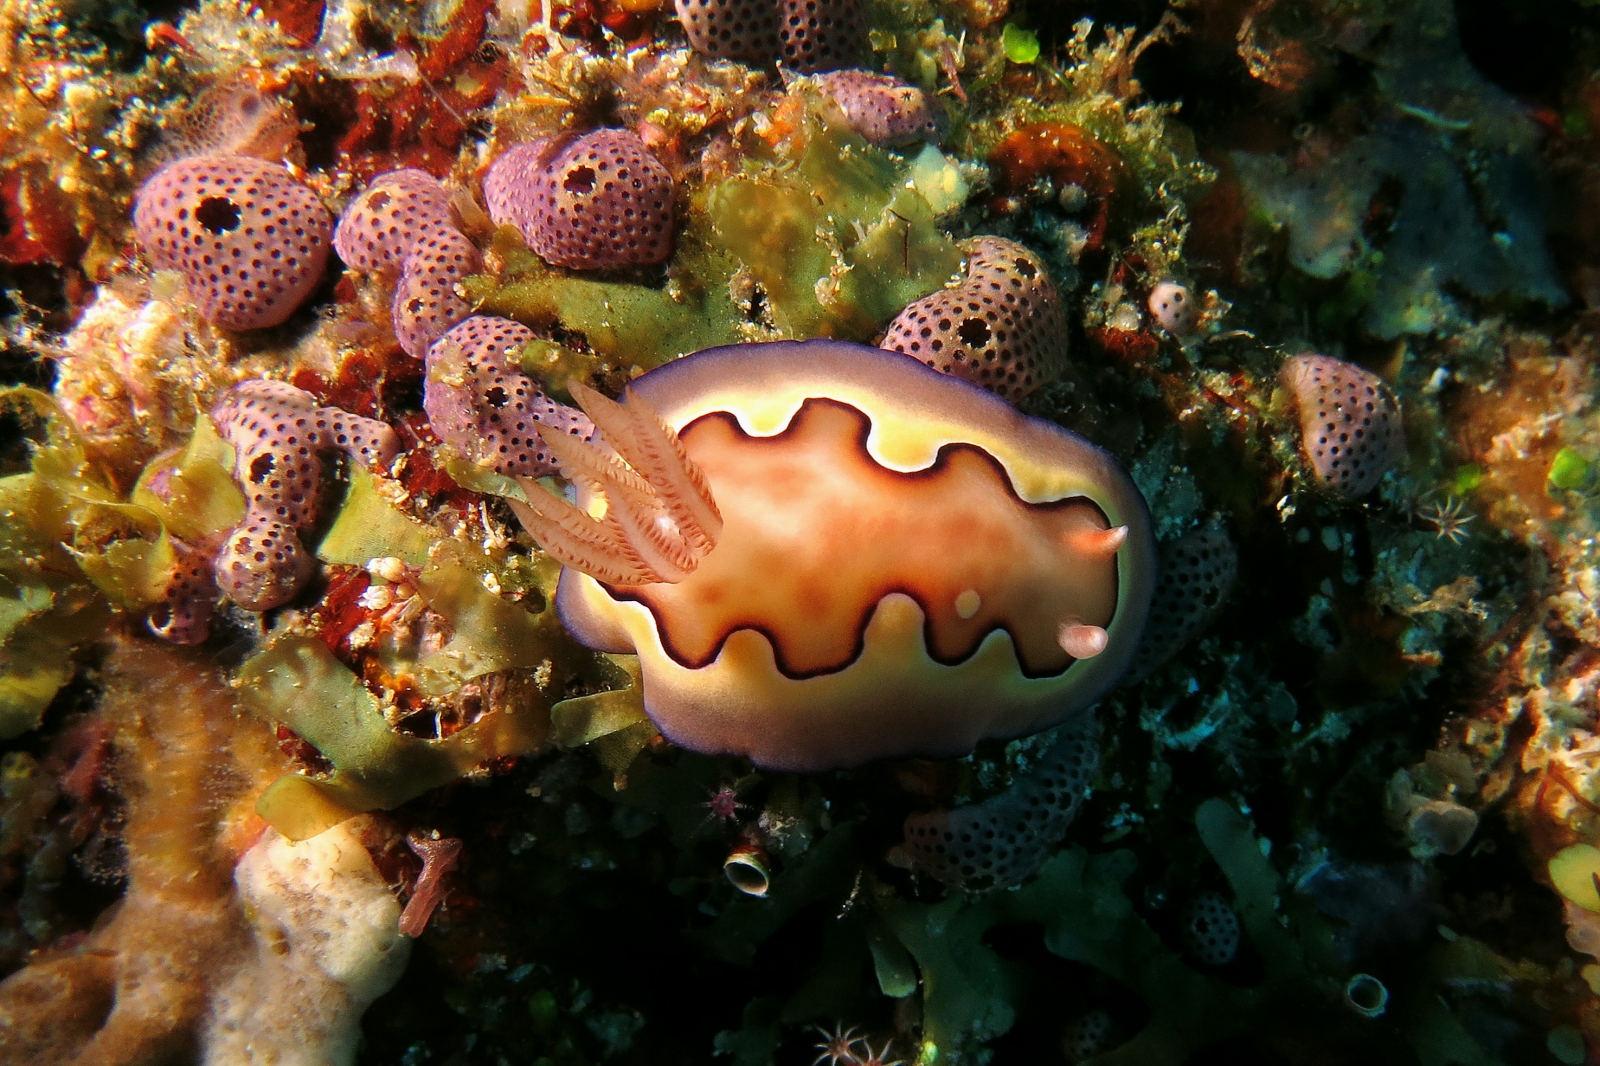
471;268;740;374
1001;24;1041;65
706;120;962;340
1549;447;1592;492
0;388;171;735
241;633;553;840
315;466;434;569
467;221;746;374
240;534;590;838
548;654;656;788
412;544;561;694
129;414;243;543
1549;845;1600;912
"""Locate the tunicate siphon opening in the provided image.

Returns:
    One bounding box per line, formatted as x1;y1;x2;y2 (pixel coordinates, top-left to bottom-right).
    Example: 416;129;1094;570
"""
564;166;597;195
723;844;770;897
1344;973;1387;1018
197;196;243;234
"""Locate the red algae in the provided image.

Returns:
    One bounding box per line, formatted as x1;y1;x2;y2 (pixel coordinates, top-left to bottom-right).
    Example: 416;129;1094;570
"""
399;829;464;937
988;123;1129;254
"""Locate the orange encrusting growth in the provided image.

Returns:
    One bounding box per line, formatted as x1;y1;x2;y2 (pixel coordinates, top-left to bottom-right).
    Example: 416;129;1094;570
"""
625;400;1118;677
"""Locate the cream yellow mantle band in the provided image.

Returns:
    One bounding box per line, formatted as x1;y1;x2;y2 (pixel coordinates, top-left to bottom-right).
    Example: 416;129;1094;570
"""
556;340;1156;771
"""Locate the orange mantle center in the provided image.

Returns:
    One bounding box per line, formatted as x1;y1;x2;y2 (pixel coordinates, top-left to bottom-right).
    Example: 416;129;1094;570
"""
620;399;1119;677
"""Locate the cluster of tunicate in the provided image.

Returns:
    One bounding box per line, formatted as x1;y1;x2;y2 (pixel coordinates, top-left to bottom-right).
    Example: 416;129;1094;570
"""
423;315;596;477
673;0;864;71
148;542;220;645
880;236;1068;402
1147;279;1199;336
335;169;481;358
1128;527;1238;681
484;130;674;272
211;380;399;610
810;70;939;146
674;0;777;59
1061;1011;1114;1063
1280;353;1405;499
902;720;1097;891
1183;891;1241;966
133;155;333;330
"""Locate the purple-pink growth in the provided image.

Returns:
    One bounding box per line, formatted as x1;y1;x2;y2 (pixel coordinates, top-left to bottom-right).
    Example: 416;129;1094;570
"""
133;155;333;330
211;380;399;611
881;237;1067;402
484;130;674;272
424;315;596;478
673;0;778;61
902;720;1097;891
335;169;482;358
147;542;220;646
1127;526;1237;681
811;70;938;145
1281;352;1405;499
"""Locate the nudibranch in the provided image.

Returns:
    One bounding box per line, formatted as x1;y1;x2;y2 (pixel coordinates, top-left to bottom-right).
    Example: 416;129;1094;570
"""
513;341;1155;772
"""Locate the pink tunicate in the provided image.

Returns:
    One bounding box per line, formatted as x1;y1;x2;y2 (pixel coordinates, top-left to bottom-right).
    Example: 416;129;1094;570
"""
210;380;399;611
902;719;1098;891
391;227;482;358
811;70;939;146
147;540;220;645
133;155;333;330
1281;352;1405;499
334;169;458;274
484;129;674;271
673;0;779;60
777;0;865;71
1127;527;1237;681
423;315;596;479
881;237;1067;402
335;169;480;358
1184;891;1241;966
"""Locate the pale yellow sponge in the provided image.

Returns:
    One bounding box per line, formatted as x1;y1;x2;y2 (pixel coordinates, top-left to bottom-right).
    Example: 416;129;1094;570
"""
201;821;412;1066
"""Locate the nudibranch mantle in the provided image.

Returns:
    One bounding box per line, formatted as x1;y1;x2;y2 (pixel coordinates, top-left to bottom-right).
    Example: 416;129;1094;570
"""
536;340;1155;772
